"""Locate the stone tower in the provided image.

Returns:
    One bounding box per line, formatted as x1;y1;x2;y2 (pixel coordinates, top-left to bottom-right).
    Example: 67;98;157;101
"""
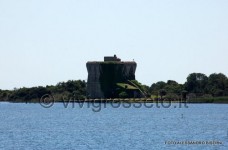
86;55;137;98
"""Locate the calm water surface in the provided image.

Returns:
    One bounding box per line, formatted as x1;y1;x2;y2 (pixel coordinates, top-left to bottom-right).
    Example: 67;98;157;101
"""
0;103;228;150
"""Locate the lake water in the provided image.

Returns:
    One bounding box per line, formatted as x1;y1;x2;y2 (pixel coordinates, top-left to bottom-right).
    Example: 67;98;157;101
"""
0;102;228;150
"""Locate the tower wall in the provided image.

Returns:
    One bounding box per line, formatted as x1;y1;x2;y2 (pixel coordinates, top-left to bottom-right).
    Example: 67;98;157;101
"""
86;62;104;98
86;61;137;98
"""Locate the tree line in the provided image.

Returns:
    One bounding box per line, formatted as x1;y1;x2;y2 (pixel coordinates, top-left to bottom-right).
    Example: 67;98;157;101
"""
0;80;86;102
147;73;228;99
0;72;227;102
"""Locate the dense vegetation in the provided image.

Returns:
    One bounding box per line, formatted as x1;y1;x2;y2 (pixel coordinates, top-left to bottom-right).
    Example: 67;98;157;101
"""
149;73;228;101
0;72;228;102
0;80;86;102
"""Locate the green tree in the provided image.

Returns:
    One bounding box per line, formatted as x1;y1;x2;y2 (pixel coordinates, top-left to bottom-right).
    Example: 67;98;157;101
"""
184;73;208;95
167;80;178;85
150;81;166;94
207;73;227;96
165;80;183;94
159;89;167;99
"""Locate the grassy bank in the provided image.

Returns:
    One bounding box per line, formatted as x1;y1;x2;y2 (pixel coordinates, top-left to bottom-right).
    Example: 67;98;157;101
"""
187;96;228;103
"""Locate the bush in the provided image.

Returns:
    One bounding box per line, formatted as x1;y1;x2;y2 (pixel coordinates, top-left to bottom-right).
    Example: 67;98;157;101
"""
214;90;224;97
165;93;180;100
119;92;128;98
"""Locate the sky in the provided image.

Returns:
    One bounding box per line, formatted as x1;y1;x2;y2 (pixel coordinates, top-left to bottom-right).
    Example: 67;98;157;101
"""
0;0;228;90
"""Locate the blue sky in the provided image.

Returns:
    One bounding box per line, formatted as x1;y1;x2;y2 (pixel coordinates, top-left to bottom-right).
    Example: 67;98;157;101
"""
0;0;228;89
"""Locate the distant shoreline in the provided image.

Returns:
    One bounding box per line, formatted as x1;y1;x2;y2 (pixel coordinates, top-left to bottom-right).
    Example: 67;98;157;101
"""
1;97;228;104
